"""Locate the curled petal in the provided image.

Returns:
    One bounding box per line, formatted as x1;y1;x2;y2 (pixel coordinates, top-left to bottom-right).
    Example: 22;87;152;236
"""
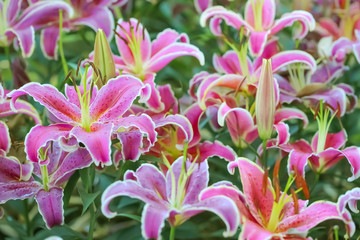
25;124;72;163
35;187;64;229
154;114;193;144
0;121;10;153
341;147;360;182
0;181;41;204
275;108;308;127
286;140;313;178
182;196;240;237
270;10;316;39
188;140;237;162
0;99;41;124
270;50;317;74
101;180;167;218
6;27;35;58
0;155;33;182
40;26;60;60
151;29;189;56
194;0;212;13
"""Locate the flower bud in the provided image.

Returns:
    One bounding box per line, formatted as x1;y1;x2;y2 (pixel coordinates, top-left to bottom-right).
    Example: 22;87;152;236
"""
92;29;116;88
255;59;275;140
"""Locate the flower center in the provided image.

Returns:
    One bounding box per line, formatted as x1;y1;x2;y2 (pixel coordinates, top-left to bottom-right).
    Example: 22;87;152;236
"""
287;63;308;93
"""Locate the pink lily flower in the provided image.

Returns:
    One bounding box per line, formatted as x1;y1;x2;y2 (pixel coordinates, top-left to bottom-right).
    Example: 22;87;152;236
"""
195;40;317;108
338;187;360;237
35;0;115;59
112;18;204;112
194;0;212;13
329;30;360;64
101;157;240;239
277;61;357;116
279;104;360;181
202;158;350;239
200;0;315;55
8;75;156;166
0;83;41;124
0;127;92;228
0;0;72;58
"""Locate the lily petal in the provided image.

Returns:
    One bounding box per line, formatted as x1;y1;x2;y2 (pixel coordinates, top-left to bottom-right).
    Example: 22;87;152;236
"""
0;181;41;204
40;27;60;60
35;187;64;229
0;121;10;153
141;205;169;240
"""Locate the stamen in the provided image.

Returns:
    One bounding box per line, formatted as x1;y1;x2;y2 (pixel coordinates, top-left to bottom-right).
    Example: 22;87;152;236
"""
262;168;269;196
114;29;129;44
76;58;84;77
291;188;299;214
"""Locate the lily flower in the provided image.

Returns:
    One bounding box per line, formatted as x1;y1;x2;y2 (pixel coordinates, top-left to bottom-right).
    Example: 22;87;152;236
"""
8;74;156;166
0;83;41;124
112;18;204;111
280;103;360;181
194;0;212;13
196;39;316;109
338;187;360;237
200;0;315;55
101;157;239;240
202;158;350;239
0;0;72;58
0;127;92;228
36;0;115;59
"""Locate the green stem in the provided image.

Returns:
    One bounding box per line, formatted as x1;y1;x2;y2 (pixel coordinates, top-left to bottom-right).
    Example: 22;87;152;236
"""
4;46;12;78
58;10;68;75
334;225;339;240
23;199;32;236
262;139;268;168
88;203;96;240
169;226;176;240
310;172;320;194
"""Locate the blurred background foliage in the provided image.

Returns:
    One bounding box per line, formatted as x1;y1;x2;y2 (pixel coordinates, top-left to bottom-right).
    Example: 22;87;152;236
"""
0;0;360;239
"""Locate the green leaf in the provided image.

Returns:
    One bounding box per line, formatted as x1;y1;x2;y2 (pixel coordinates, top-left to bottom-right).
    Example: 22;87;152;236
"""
79;165;95;192
78;189;100;215
116;213;141;222
63;171;80;209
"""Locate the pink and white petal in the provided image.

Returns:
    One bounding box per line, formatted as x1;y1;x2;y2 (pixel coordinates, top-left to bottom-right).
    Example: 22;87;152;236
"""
200;6;248;34
0;100;41;124
244;0;275;30
0;155;33;182
311;131;347;151
227;158;274;224
12;1;73;29
141;205;169;240
73;7;114;40
40;27;60;60
310;62;346;85
35;187;64;229
151;29;189;56
239;220;273;240
155;114;193;144
271;11;315;38
50;148;93;185
188;71;217;100
277;202;343;233
70;123;113;166
194;0;212;13
275;108;308;127
269;50;317;74
248;30;270;56
182;196;240;237
331;37;353;62
115;18;151;66
287;148;313;178
90;75;147;122
181;104;204;147
7;27;35;58
317;18;340;39
101;180;168;218
338;188;360;217
25;124;73;163
187;140;237;162
0;121;10;153
143;74;165;112
147;43;205;72
114;114;157;159
218;102;256;146
273;122;290;146
341;147;360;182
8;83;81;123
199;184;252;220
213;51;242;74
157;84;178;114
6;0;21;24
134;164;167;201
0;181;41;204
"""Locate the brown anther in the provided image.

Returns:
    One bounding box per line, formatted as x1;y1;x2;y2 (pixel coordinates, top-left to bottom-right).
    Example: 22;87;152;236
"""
135;19;141;32
291;188;299;214
262;168;269;196
63;70;73;84
273;158;281;180
142;23;146;40
234;76;247;96
274;177;281;203
50;141;53;154
336;102;341;118
299;175;310;199
113;29;129;44
76;58;84;77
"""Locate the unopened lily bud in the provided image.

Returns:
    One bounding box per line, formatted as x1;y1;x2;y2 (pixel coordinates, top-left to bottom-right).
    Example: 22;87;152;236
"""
255;59;275;140
92;29;116;88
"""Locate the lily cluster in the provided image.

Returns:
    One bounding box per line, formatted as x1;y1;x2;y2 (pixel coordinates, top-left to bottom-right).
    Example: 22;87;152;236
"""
1;0;360;239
